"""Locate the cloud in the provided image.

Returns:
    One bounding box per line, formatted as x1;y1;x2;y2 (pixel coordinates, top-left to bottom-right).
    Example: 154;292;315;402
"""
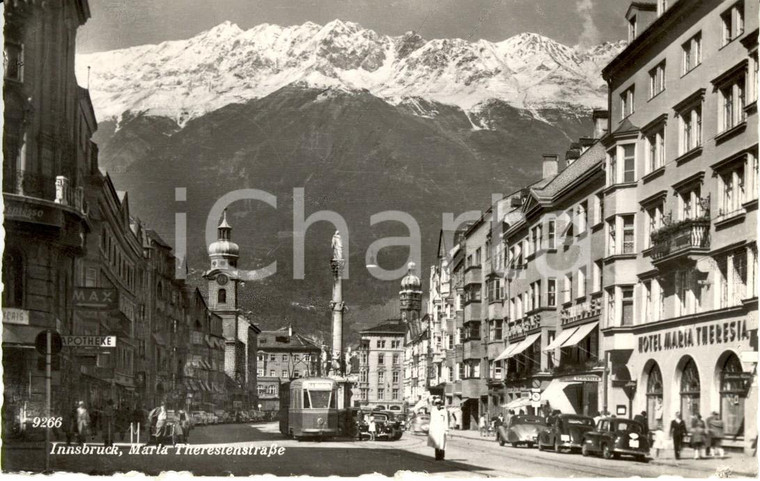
576;0;600;48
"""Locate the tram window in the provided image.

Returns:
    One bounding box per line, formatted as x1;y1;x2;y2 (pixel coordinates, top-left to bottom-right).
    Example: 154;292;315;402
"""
330;391;337;408
303;391;311;408
308;390;332;408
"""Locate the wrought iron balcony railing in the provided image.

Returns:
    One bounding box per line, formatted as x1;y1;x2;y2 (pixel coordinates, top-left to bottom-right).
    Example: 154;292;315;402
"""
651;217;710;262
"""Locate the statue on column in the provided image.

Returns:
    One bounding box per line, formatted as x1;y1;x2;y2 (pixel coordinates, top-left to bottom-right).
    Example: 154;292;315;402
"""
331;230;343;261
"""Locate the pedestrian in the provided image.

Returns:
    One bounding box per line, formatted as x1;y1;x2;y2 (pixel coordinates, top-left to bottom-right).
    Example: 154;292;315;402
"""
103;399;115;446
706;411;725;458
592;410;602;425
670;411;687;460
496;413;505;428
75;401;91;446
691;414;706;459
116;403;128;441
634;411;648;433
65;402;78;446
479;413;487;437
368;415;376;441
651;421;667;458
428;398;449;460
131;403;144;438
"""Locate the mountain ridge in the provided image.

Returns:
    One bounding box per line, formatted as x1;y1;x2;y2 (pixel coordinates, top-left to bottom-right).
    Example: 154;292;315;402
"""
77;19;625;127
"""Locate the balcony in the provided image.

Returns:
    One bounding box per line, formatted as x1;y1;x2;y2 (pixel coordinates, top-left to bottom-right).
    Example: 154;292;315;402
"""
4;171;87;214
651;217;710;265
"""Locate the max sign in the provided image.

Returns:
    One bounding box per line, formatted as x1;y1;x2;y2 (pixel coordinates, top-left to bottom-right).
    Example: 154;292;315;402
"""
73;288;118;309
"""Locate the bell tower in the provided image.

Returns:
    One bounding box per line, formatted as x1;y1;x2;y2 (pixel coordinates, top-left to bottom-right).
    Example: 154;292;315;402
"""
207;210;240;311
399;262;422;324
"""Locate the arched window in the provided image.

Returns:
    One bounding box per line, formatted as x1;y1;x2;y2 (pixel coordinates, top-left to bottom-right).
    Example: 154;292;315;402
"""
720;353;745;436
680;357;700;423
218;289;226;304
646;363;664;430
2;249;23;307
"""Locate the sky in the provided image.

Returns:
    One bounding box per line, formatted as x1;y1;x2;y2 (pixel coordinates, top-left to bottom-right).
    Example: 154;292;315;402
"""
77;0;632;54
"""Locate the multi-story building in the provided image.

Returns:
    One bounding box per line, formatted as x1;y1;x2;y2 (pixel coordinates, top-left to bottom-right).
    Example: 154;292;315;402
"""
2;0;95;434
401;263;428;406
256;327;321;411
356;320;406;410
183;287;226;413
601;0;757;452
204;211;260;410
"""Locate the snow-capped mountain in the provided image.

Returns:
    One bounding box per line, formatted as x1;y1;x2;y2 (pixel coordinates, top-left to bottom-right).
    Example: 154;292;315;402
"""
77;20;625;125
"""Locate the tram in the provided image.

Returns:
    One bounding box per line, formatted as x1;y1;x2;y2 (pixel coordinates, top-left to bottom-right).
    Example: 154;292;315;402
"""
279;377;340;440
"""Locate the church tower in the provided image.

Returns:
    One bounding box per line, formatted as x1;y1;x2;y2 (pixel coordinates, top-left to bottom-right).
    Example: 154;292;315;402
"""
207;210;239;311
399;262;422;324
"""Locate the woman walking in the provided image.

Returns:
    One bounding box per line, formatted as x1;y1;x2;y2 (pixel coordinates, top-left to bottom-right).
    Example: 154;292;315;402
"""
691;414;706;459
368;415;376;441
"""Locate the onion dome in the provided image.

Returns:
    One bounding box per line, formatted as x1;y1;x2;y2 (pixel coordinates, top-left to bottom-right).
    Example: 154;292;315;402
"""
208;210;239;258
401;262;421;290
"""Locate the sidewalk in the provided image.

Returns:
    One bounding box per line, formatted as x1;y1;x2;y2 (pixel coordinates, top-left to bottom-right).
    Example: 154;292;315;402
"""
448;428;758;477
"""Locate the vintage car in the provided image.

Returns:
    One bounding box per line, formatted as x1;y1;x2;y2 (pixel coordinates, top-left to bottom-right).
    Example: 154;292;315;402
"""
581;418;650;462
496;415;547;448
191;411;206;426
410;413;430;435
357;412;402;440
537;414;595;452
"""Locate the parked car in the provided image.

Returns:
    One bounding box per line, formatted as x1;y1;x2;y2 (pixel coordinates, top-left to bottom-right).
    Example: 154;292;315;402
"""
357;412;402;440
191;411;206;426
410;413;430;435
496;415;547;448
377;411;404;440
582;417;649;462
538;414;595;453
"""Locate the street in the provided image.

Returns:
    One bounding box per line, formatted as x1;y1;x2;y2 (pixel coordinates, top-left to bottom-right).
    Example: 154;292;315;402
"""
3;422;755;477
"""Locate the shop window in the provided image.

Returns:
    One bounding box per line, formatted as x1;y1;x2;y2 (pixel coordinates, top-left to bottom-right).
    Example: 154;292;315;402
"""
720;353;745;436
646;363;664;430
680;358;701;424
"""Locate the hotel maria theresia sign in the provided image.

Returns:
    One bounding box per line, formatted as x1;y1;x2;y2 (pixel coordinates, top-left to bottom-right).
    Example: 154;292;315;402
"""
638;319;753;354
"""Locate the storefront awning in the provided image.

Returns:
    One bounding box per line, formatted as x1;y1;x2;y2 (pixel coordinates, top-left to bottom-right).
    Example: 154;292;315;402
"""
560;322;598;348
507;332;541;358
504;397;532;410
495;343;518;361
543;327;579;351
2;324;39;347
539;378;581;414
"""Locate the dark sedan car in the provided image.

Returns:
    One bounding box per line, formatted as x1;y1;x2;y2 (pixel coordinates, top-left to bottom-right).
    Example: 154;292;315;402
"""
357;412;402;440
582;418;649;462
496;415;547;448
538;414;595;453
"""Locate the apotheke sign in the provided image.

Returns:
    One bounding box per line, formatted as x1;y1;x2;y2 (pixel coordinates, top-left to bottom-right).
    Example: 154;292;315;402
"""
638;319;753;354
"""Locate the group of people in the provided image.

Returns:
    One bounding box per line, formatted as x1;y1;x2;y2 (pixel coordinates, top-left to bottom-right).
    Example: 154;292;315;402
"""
665;411;726;460
65;400;146;446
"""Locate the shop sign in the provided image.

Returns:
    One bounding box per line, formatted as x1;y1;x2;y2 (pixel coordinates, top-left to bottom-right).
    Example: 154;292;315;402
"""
62;335;116;348
73;288;118;309
637;319;753;354
561;374;601;383
4;197;63;227
2;308;29;325
723;372;753;382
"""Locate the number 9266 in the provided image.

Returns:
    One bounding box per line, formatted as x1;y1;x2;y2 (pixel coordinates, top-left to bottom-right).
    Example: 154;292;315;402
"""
32;417;63;428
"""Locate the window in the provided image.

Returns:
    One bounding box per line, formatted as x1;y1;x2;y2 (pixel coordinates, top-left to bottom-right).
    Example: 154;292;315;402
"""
392;371;399;383
719;74;747;132
577;201;588;234
628;15;637;42
644;202;664;249
378;353;384;365
750;53;759;104
547;220;556;249
377;340;386;348
718;164;746;217
360;370;368;382
656;0;668;17
623;145;636;183
282;354;288;361
645;126;665;173
622;215;635;254
646;364;664;431
378;371;385;383
269;354;276;361
495;320;502;340
392;389;399;400
282;370;287;378
269;370;276;377
606;288;616;327
649;61;666;98
392;354;399;365
682;33;702;75
678;185;702;220
679;103;702;154
595;192;604;225
620;85;635;119
593;261;602;293
563;274;572;304
3;43;23;81
720;354;746;436
217;289;226;304
577;268;586;298
721;2;744;46
606;219;616;255
2;249;23;307
547;278;557;307
621;287;634;326
378;388;385;400
680;358;701;423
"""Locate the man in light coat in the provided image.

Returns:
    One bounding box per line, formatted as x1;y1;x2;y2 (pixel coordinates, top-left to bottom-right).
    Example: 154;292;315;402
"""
428;398;449;461
76;401;90;446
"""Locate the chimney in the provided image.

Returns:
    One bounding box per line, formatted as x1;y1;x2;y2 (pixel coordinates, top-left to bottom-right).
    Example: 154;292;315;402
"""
542;154;558;179
565;147;581;167
592;109;609;139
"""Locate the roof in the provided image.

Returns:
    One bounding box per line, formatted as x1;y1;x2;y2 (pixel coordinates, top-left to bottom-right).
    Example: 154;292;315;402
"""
146;229;172;249
258;328;321;351
531;141;606;200
361;319;406;335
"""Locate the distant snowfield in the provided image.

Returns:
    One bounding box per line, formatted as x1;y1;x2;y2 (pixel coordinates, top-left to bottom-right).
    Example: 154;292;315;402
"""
77;19;625;127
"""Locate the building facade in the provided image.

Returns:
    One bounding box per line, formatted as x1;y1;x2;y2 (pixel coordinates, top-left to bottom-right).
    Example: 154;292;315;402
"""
601;0;758;452
256;327;321;411
356;320;406;410
2;0;95;437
